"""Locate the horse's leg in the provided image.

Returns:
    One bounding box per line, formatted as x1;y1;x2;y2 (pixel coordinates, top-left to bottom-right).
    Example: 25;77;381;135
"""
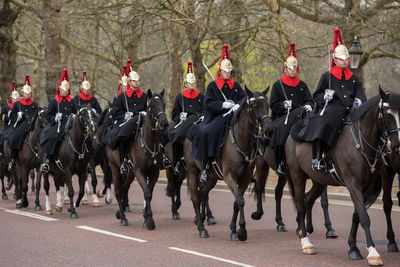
30;170;35;195
15;172;23;208
21;170;29;208
65;172;78;219
251;156;267;220
205;196;216;225
113;166;128;226
166;167;179;220
90;169;100;207
189;170;208;238
347;210;363;260
1;176;8;200
55;180;63;213
43;172;52;215
34;168;42;211
136;169;156;230
275;174;287;232
382;171;399;252
63;182;70;204
75;173;87;208
304;182;326;234
320;187;338;238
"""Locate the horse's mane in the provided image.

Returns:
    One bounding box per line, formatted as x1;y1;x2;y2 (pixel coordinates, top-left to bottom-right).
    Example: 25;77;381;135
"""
230;97;247;127
349;95;380;121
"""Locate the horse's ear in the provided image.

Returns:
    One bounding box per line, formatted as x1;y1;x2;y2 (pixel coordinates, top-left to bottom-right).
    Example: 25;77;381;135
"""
160;88;165;98
262;86;269;96
379;85;389;102
147;89;153;99
244;84;253;98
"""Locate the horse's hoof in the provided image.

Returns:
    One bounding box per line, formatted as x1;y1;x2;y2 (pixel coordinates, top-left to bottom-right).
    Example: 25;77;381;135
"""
2;194;8;200
277;224;287;232
367;256;383;266
45;210;53;215
120;219;129;226
251;211;263;220
207;216;217;225
172;212;180;220
92;202;101;207
143;219;155;230
199;230;209;238
125;205;131;212
55;205;63;213
30;190;36;196
230;232;238;241
302;247;315;255
64;199;70;204
81;200;89;205
326;230;338;239
96;190;103;198
34;205;42;211
238;229;247;242
105;198;112;204
348;250;363;260
22;200;29;208
306;225;314;234
16;202;22;209
116;210;121;220
70;212;79;219
388;243;399;252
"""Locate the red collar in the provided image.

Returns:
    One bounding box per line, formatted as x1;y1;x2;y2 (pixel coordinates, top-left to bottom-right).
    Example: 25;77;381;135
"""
330;66;353;80
8;103;14;109
125;86;143;98
79;92;92;101
216;76;234;90
19;98;33;106
182;89;199;99
55;95;72;103
281;74;300;87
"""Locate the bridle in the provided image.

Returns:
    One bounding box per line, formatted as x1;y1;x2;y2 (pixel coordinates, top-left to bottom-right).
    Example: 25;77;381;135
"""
147;96;167;131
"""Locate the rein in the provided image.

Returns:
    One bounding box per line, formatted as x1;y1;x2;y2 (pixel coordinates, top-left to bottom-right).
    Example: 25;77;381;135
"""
66;108;93;160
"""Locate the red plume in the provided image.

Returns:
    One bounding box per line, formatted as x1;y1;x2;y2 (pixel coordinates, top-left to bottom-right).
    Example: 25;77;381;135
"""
82;70;88;82
187;62;193;74
127;59;132;74
332;28;344;67
57;68;70;96
283;42;300;73
24;75;31;86
217;44;230;77
117;65;128;92
11;81;17;93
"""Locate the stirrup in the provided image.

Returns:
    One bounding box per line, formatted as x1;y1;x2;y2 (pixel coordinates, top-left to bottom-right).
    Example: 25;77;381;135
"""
8;161;15;171
162;155;172;169
312;159;326;171
40;163;49;173
87;165;93;174
120;162;129;175
276;164;285;176
126;159;134;170
200;169;208;183
174;164;181;175
250;175;258;183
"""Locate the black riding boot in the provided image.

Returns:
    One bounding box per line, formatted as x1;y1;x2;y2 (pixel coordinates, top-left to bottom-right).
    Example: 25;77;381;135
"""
200;160;208;183
8;149;18;171
119;144;129;175
312;140;326;171
40;154;50;173
275;145;285;176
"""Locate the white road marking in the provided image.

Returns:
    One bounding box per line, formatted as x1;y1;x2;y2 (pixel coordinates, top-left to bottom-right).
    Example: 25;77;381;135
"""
169;247;255;267
4;209;58;221
76;225;147;243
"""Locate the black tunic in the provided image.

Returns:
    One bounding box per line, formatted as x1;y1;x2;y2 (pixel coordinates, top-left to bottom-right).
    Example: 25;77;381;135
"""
7;100;39;150
192;80;246;160
296;69;366;147
168;91;204;145
73;94;102;115
39;97;77;155
0;105;13;146
269;78;314;147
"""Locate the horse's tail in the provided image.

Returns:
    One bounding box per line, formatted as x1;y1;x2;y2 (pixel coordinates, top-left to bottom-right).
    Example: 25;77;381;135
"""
364;175;382;209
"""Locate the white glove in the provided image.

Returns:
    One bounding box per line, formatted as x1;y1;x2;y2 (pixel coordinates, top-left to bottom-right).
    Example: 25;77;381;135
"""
303;104;312;113
231;104;240;112
283;100;292;110
353;98;362;108
124;112;133;121
179;112;187;121
91;108;97;115
139;111;147;117
323;89;334;101
222;100;234;109
198;115;204;122
55;113;62;122
17;111;23;120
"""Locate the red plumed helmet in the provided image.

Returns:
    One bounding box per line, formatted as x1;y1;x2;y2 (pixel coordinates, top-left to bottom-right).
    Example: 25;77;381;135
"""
11;81;17;93
81;70;88;82
117;65;129;92
127;59;133;74
217;44;233;77
332;28;349;66
24;75;31;86
185;62;196;84
22;75;32;94
57;68;71;96
187;62;193;74
81;71;91;91
283;42;299;73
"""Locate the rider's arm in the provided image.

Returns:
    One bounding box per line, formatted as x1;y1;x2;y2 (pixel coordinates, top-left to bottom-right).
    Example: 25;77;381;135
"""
8;102;19;125
46;100;57;125
270;81;286;116
301;81;315;108
203;82;225;115
353;76;367;103
313;72;330;107
171;94;182;123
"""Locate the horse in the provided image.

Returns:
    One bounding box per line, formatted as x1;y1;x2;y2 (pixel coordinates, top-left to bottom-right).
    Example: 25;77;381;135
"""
106;89;169;228
285;88;400;265
251;145;337;237
183;86;273;240
36;106;96;218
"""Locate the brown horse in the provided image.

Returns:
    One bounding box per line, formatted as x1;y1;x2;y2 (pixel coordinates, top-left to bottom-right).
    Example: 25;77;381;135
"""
183;86;273;240
285;88;400;265
37;106;96;218
106;89;168;228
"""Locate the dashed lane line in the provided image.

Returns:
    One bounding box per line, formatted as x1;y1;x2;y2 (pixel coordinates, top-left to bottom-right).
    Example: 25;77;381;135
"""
169;247;256;267
76;225;147;243
3;209;58;221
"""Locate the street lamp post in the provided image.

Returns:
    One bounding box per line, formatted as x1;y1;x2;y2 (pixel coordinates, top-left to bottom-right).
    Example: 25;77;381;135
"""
348;36;363;69
72;72;80;96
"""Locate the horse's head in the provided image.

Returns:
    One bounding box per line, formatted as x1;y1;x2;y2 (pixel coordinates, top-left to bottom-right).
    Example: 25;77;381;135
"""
77;105;96;134
146;89;169;130
378;86;400;154
244;85;273;140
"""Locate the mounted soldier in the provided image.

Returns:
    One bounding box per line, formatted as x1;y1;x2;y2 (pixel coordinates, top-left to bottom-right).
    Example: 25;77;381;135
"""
192;44;246;182
168;62;204;174
40;68;77;173
269;43;314;176
104;69;147;175
7;75;39;171
296;28;366;171
73;71;102;115
0;82;20;158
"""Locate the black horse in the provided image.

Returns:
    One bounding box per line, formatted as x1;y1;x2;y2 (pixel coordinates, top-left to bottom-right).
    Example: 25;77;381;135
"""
36;106;96;218
285;88;400;265
106;89;169;228
183;86;273;240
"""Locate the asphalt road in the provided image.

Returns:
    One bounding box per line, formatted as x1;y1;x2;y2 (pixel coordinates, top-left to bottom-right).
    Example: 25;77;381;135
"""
1;178;399;267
